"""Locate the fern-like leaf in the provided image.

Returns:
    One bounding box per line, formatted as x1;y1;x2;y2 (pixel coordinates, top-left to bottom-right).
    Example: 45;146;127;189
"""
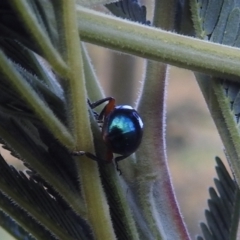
191;0;240;192
105;0;150;25
0;210;35;240
197;157;240;240
0;153;92;240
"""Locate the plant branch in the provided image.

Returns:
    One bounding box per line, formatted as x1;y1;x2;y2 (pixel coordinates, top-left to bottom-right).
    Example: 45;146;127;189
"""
10;0;68;77
196;74;240;188
82;44;105;102
61;1;115;239
134;1;190;239
77;5;240;82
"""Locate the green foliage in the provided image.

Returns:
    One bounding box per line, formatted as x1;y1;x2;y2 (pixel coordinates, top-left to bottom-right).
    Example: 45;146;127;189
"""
197;157;240;240
191;0;240;188
0;0;239;240
0;208;35;240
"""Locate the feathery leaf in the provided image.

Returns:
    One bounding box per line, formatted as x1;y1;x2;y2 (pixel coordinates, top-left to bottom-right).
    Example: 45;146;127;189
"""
105;0;150;25
191;0;240;188
0;153;92;240
0;210;35;240
197;157;240;240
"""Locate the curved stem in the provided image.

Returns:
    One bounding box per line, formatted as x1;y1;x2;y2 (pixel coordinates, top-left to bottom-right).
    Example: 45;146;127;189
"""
134;1;190;239
136;62;190;240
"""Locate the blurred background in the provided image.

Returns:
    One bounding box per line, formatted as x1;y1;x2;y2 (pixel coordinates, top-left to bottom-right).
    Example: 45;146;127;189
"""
0;2;231;239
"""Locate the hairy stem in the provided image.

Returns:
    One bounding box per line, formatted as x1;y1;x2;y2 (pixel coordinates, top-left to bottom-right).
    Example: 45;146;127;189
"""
77;6;240;82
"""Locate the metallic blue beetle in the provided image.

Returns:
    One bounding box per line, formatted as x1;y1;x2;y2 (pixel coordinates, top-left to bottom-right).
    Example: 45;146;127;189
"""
74;97;143;170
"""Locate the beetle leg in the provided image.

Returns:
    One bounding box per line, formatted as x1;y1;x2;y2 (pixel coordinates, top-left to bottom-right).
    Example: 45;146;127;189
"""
72;150;114;164
89;97;115;110
98;98;116;120
114;155;130;176
72;151;99;161
72;150;124;174
88;97;116;121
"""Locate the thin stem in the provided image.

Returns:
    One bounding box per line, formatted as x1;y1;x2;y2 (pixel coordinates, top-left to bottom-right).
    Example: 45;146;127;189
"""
77;5;240;82
196;75;240;188
61;1;115;239
62;0;90;147
10;0;68;77
0;50;74;149
82;44;105;103
153;0;176;29
134;1;190;239
136;63;190;240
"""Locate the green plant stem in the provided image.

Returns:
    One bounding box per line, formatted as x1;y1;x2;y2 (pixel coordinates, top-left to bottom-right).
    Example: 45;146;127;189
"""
62;0;89;147
82;44;105;103
136;62;190;240
61;1;115;239
10;0;68;77
77;0;114;5
153;0;176;29
134;2;190;239
0;50;74;149
77;5;240;82
196;75;240;187
29;52;62;96
189;0;205;38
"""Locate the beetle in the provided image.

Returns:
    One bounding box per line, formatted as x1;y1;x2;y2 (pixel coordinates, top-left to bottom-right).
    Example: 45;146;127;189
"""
73;97;143;172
